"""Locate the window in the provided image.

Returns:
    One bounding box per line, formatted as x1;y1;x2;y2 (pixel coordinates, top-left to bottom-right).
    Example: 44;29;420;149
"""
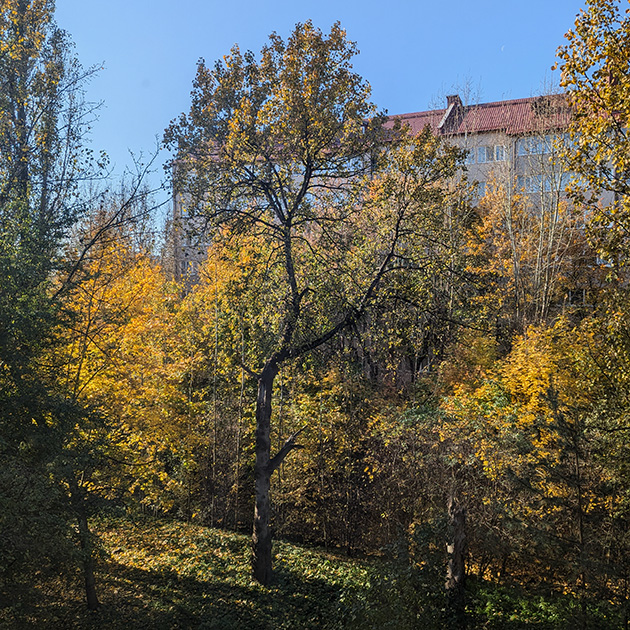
477;145;506;163
464;149;475;165
517;135;554;156
517;138;535;156
518;175;534;192
517;171;575;194
477;147;494;164
470;181;486;204
517;174;551;193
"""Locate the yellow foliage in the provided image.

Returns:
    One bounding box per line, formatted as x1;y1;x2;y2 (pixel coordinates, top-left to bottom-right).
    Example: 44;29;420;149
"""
54;237;196;509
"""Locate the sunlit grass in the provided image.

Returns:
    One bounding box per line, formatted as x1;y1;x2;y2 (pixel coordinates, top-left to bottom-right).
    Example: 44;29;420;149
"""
2;515;622;629
1;515;372;629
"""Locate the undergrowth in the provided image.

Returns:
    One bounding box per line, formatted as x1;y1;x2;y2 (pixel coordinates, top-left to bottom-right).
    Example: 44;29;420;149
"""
0;515;622;629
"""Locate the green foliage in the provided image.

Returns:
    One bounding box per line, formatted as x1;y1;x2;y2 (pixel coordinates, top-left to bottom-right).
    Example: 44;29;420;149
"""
469;580;621;630
343;521;449;630
4;516;622;630
1;516;375;629
0;458;73;583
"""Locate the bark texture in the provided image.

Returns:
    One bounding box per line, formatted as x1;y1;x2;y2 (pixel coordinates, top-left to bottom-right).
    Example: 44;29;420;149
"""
252;362;277;585
69;476;100;611
445;494;467;629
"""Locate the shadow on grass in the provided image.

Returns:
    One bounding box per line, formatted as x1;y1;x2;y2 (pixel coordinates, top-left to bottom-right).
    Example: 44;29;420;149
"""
1;557;354;630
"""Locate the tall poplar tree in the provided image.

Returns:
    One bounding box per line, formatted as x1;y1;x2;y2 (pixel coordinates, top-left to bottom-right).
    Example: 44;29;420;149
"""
0;0;102;608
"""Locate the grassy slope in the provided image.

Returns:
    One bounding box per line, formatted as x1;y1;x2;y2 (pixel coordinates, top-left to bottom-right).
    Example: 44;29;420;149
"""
2;516;622;629
1;516;373;629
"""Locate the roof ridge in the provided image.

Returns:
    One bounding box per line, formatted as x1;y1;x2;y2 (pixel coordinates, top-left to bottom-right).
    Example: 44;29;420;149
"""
391;94;566;119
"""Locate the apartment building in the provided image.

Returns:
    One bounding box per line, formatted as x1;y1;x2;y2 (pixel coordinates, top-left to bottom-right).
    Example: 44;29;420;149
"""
388;93;582;202
172;195;208;280
173;93;599;279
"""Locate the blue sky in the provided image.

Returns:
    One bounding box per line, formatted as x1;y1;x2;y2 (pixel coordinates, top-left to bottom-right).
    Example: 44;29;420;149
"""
55;0;585;193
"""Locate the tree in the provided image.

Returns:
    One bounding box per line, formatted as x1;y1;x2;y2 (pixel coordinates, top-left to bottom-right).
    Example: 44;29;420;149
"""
556;0;630;270
57;219;192;499
435;316;630;627
165;21;463;584
0;1;159;610
0;0;100;593
467;174;590;336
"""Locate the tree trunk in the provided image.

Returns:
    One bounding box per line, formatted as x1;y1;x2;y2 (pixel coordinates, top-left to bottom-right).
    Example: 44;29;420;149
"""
252;361;278;585
77;507;100;611
445;493;466;629
68;475;99;610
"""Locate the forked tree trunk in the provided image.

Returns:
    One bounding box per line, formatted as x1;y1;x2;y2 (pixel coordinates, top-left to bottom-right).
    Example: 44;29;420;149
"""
252;362;278;585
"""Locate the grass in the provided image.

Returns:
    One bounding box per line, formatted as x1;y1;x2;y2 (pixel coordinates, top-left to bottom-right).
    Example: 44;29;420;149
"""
1;516;624;629
1;515;374;629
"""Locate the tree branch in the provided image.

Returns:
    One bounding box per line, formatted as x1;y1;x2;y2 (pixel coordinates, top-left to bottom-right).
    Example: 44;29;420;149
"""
267;426;307;475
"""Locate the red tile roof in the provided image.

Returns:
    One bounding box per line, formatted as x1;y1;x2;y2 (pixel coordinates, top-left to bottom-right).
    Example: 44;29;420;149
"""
386;95;571;137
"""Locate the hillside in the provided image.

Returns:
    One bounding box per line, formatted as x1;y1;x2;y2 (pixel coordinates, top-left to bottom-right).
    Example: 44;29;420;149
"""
2;516;621;630
2;516;375;630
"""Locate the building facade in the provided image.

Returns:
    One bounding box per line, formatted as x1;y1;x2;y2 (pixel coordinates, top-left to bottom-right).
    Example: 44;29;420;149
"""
173;93;608;279
387;93;582;203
